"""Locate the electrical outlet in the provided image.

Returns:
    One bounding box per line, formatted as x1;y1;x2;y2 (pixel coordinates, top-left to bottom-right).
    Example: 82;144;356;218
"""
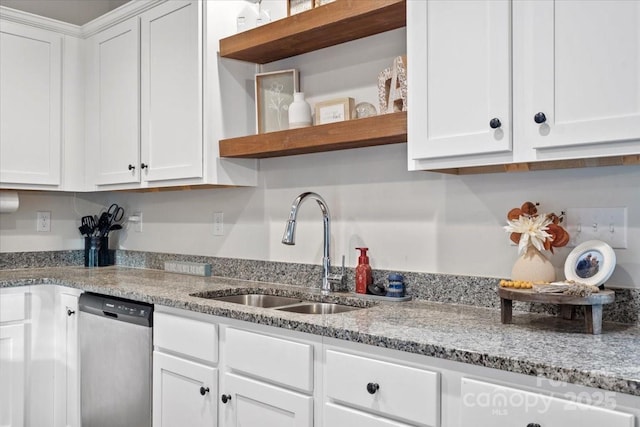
213;212;224;236
37;211;51;232
565;207;627;248
130;211;143;232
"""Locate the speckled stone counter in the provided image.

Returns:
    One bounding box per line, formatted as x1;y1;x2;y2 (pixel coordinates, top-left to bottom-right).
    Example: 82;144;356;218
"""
1;266;639;397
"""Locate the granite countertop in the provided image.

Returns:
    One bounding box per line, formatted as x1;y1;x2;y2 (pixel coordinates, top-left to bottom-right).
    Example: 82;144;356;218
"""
1;266;639;397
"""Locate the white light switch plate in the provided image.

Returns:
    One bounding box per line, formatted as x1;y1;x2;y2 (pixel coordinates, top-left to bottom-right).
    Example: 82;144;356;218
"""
565;207;627;248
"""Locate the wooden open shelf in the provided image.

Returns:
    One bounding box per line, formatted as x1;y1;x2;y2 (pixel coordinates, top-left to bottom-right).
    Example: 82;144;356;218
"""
219;0;406;64
219;112;407;158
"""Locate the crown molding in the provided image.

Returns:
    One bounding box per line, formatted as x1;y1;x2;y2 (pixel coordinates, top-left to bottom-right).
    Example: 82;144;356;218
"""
1;0;166;39
81;0;165;38
0;6;82;37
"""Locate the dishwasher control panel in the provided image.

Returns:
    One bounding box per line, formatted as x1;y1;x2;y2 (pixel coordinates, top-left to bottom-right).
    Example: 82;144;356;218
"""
79;292;153;327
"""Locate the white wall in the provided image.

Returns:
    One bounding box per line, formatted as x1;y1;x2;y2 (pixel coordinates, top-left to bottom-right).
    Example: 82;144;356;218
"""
3;147;637;288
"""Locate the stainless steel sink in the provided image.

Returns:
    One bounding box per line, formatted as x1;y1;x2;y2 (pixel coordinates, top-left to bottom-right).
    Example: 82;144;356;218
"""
207;294;304;308
191;291;368;314
275;302;361;314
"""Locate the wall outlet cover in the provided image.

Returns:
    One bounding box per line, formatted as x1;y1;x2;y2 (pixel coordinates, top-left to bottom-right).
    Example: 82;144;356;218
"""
164;261;212;277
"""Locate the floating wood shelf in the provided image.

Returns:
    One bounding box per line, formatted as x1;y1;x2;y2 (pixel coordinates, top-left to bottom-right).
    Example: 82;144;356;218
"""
219;112;407;158
219;0;406;64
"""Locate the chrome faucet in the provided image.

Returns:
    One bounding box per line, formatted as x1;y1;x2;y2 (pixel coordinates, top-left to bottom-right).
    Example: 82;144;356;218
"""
282;192;344;293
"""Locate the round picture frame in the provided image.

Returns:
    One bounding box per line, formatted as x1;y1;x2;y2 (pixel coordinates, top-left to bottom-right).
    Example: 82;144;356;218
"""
564;240;616;287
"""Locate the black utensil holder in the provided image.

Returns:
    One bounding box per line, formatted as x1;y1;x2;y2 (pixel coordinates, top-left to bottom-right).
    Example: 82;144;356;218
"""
84;236;111;267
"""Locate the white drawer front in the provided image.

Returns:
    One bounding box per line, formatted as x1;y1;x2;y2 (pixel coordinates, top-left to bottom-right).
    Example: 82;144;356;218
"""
325;350;440;427
325;402;414;427
460;378;634;427
0;290;26;323
154;312;217;363
225;327;313;393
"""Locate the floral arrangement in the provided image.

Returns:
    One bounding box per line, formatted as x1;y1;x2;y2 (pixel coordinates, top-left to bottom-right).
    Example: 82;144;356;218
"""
504;201;569;255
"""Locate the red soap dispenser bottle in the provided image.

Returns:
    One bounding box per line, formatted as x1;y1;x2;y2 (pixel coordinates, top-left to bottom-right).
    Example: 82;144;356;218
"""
355;247;373;294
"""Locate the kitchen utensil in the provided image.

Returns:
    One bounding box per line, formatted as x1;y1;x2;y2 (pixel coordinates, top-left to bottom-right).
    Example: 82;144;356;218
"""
78;225;92;237
81;215;96;235
109;224;123;232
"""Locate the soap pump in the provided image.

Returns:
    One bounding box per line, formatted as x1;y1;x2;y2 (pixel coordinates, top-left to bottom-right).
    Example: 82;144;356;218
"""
355;247;373;294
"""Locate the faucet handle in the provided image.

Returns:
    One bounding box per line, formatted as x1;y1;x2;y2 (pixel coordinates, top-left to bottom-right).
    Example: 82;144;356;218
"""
328;255;346;291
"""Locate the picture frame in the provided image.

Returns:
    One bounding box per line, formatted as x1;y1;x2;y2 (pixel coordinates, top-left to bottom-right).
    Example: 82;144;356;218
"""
314;97;354;125
288;0;314;16
255;69;299;133
564;240;616;288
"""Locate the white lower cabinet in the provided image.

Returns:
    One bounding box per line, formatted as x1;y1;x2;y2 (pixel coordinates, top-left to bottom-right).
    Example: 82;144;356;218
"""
324;349;440;427
153;306;638;427
153;352;218;427
0;287;27;427
219;373;313;427
460;378;634;427
152;310;219;427
53;289;82;427
0;323;25;427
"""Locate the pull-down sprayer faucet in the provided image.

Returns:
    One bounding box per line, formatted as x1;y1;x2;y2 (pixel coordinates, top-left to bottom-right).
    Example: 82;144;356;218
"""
282;192;344;294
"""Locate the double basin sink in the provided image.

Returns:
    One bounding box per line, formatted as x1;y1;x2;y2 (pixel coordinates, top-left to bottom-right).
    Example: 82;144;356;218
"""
191;292;367;314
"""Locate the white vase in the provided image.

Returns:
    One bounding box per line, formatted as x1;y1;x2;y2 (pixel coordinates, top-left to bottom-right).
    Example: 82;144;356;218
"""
511;245;556;283
288;92;312;128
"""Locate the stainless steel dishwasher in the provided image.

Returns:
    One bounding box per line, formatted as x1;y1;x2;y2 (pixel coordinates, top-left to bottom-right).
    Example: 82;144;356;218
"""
79;292;153;427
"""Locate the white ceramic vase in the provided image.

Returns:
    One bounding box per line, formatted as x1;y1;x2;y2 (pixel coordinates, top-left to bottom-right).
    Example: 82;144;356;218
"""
288;92;312;128
511;245;556;283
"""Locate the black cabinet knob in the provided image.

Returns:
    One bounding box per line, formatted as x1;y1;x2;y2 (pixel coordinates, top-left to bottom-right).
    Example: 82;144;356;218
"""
221;394;232;403
366;382;379;394
534;112;547;124
489;118;501;129
67;309;75;316
199;386;209;396
527;423;541;427
128;164;135;171
140;163;148;169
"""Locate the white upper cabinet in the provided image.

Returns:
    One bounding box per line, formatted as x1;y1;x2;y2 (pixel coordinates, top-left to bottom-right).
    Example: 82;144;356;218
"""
140;0;203;183
408;0;640;171
516;0;640;155
408;0;511;161
0;21;62;186
89;18;140;185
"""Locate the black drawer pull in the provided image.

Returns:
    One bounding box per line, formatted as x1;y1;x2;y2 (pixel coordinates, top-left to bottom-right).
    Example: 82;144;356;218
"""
366;382;379;394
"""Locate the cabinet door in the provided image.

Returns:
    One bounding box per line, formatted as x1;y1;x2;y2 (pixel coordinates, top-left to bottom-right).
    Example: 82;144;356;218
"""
54;292;80;427
0;324;25;427
220;373;313;427
92;18;140;185
0;21;62;186
153;352;217;427
408;0;511;161
518;0;640;152
140;0;203;182
460;378;634;427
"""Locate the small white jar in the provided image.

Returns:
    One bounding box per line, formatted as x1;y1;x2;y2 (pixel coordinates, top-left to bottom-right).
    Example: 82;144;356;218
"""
288;92;312;128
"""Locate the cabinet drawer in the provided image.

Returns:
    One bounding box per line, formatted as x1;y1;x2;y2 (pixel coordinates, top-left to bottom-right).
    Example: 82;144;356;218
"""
225;327;313;393
154;312;217;363
325;350;440;427
325;402;414;427
0;290;26;323
460;378;634;427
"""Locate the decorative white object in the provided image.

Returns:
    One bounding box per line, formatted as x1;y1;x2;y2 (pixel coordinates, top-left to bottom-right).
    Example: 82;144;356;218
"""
511;245;556;283
288;92;312;128
378;55;407;114
564;240;616;288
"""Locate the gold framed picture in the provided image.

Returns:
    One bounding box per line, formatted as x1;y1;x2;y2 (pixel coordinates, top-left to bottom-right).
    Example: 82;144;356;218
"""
314;97;354;125
255;69;299;133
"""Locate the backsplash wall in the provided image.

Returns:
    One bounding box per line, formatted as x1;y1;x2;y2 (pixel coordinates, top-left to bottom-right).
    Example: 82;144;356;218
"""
1;144;639;288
